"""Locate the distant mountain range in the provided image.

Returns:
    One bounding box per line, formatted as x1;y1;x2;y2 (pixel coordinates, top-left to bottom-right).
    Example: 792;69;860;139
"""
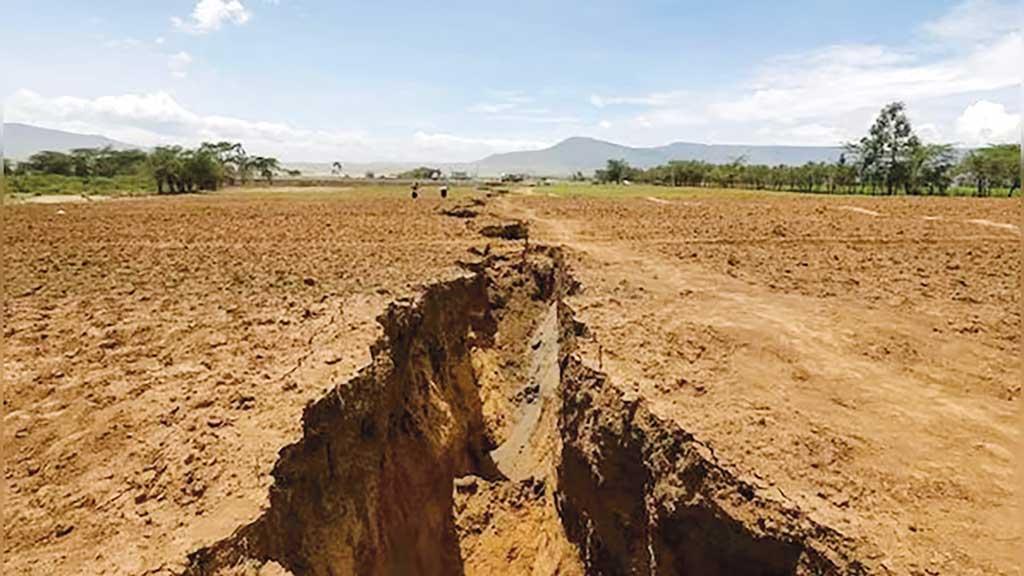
470;137;845;176
3;123;138;160
4;123;845;176
288;138;846;178
279;137;848;177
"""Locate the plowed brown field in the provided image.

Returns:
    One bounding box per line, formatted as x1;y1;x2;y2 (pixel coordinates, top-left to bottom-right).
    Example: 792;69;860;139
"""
3;187;1020;575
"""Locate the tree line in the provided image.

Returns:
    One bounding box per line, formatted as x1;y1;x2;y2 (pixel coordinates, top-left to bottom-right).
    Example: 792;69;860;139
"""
595;103;1020;197
4;142;297;194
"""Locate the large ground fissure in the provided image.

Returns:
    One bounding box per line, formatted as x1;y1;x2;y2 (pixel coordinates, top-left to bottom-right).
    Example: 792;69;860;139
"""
182;239;869;576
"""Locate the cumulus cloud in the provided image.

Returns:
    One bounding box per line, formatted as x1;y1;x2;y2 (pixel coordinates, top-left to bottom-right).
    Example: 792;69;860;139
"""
4;89;548;162
915;123;945;143
5;88;362;148
168;52;193;78
612;0;1022;146
708;33;1021;124
955;100;1021;145
172;0;251;34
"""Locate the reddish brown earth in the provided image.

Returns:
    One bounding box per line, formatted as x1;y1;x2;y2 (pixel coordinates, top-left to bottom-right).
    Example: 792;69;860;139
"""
3;190;485;574
3;188;1020;575
497;192;1021;575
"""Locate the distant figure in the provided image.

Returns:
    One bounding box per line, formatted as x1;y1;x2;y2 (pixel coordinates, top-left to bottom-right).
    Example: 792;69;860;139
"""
411;181;419;199
439;185;449;199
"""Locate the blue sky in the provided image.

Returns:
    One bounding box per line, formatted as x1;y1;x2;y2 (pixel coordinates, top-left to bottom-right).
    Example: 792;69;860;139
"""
2;0;1020;161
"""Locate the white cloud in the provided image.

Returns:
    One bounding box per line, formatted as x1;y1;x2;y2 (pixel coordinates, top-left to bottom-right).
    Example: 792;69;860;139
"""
468;91;580;125
786;123;844;143
492;112;582;125
4;89;549;162
173;0;251;34
470;102;516;114
590;90;688;108
634;108;707;128
598;120;612;129
168;52;193;78
469;90;534;114
955;100;1021;144
916;123;945;143
702;1;1021;130
591;0;1021;145
155;36;166;45
922;0;1021;42
411;131;548;158
708;33;1021;124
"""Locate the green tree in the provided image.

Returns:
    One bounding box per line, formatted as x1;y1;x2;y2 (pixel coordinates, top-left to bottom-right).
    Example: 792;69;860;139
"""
182;148;223;191
960;144;1021;196
250;156;281;184
68;148;99;177
398;166;440;179
94;148;148;177
848;102;921;195
24;150;75;175
148;146;184;194
199;141;247;186
907;144;956;195
597;159;632;183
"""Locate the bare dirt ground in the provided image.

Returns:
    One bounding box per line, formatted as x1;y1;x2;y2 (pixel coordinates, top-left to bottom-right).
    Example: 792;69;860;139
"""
3;187;1020;575
3;190;486;574
496;192;1021;575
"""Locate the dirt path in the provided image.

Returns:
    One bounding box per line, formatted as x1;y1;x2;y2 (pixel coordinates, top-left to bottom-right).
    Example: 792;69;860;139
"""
496;198;1021;575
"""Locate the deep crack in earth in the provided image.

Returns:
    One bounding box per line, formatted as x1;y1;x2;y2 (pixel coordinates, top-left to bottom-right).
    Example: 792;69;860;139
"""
181;237;869;576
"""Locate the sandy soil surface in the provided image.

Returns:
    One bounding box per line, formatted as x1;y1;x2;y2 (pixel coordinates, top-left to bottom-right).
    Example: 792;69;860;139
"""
4;187;1020;575
3;190;486;574
496;192;1021;575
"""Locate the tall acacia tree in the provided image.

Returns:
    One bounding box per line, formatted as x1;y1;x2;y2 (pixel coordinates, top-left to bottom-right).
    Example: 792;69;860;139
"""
848;102;921;195
199;141;248;186
250;156;281;184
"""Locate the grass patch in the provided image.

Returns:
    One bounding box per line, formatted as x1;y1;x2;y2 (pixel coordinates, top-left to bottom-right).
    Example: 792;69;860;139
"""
544;183;785;199
223;183;481;201
543;182;1018;199
8;173;153;197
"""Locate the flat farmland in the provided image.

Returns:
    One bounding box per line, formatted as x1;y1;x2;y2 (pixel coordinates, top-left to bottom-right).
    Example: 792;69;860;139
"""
499;189;1021;575
3;187;487;574
3;186;1020;575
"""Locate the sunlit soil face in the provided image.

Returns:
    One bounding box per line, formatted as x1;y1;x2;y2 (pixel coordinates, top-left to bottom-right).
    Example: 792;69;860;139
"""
4;187;1018;575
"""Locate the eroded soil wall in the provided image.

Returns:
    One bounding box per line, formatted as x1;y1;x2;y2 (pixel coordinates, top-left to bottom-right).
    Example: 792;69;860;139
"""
188;273;499;575
184;243;868;576
557;357;868;575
